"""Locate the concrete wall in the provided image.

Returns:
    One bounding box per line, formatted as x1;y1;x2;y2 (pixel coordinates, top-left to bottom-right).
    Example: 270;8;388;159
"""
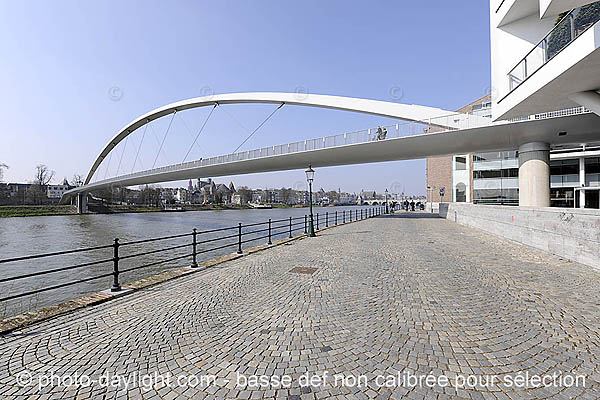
439;203;600;269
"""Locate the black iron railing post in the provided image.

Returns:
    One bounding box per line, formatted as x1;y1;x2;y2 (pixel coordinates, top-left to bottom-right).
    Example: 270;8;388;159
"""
268;219;272;245
289;216;292;238
237;223;243;254
350;210;353;222
191;228;198;268
326;212;328;227
304;215;307;234
111;238;121;292
335;211;338;225
343;210;345;223
316;213;319;230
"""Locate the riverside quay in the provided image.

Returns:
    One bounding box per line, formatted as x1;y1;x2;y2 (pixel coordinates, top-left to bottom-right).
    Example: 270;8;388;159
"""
3;0;600;399
1;213;600;399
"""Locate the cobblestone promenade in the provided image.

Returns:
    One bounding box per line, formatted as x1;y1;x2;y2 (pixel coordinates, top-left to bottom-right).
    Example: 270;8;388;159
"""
2;213;600;399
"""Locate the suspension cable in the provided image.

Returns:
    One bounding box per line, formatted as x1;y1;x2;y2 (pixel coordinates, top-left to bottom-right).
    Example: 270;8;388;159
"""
232;103;284;153
131;123;148;173
115;136;128;177
149;124;169;165
103;149;114;180
220;105;252;135
152;111;176;169
178;114;197;141
182;104;217;163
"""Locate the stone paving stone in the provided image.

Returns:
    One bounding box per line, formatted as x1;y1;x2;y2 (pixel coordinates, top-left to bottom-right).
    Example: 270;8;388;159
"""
1;213;600;399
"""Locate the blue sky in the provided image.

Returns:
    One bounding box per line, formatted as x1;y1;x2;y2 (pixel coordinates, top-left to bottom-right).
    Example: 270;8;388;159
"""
0;1;491;195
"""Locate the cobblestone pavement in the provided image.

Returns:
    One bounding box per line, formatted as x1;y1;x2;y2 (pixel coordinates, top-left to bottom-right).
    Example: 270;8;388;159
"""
1;213;600;399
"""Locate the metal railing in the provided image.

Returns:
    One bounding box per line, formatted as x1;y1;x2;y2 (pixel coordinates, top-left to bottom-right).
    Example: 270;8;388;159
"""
508;2;600;92
0;207;385;305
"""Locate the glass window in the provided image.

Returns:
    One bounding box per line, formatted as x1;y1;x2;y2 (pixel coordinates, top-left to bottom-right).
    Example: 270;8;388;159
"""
501;151;518;160
551;159;579;175
455;156;467;170
474;152;501;162
502;168;519;178
474;170;501;179
455;183;467;202
585;157;600;174
551;188;574;208
473;188;519;205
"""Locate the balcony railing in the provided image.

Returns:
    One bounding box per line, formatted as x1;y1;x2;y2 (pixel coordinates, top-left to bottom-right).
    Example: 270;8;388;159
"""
508;2;600;92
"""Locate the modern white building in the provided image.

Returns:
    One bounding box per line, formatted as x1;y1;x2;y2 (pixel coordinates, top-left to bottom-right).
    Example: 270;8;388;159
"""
491;0;600;120
488;0;600;207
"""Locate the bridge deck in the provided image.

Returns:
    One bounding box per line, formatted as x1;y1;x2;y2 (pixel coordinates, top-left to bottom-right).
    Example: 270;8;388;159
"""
2;214;599;398
62;107;600;203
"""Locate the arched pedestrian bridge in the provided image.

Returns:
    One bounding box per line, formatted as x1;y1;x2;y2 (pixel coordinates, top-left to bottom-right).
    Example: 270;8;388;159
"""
62;92;600;211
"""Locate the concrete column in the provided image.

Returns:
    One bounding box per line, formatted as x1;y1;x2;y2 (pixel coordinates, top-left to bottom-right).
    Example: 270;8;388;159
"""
579;157;586;208
518;142;550;207
76;192;88;214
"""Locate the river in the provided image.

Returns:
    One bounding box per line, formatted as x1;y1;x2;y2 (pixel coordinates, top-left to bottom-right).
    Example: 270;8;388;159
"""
0;206;377;318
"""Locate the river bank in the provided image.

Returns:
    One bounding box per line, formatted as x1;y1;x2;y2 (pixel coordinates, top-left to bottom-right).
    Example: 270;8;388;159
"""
0;205;79;217
0;203;309;217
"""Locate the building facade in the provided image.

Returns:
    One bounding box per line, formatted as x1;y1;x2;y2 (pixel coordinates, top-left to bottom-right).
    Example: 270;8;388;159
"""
427;1;600;208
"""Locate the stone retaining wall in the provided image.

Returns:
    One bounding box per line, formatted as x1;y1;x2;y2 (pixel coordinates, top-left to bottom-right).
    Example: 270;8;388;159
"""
439;203;600;269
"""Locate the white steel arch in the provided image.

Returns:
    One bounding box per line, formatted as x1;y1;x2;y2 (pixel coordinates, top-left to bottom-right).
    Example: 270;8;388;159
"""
85;92;476;184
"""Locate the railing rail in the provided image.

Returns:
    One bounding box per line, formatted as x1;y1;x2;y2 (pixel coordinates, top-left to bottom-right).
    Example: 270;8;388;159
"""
507;2;600;93
0;207;386;305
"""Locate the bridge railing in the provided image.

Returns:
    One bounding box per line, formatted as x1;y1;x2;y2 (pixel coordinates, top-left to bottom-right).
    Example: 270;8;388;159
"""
0;207;385;316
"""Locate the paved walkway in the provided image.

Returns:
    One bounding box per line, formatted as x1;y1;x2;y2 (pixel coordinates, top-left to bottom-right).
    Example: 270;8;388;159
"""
1;213;600;399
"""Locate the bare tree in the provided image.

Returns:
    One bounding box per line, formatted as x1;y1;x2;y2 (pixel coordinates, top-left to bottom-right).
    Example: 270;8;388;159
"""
34;164;55;186
0;163;8;183
237;186;253;204
71;174;84;187
25;164;55;205
279;187;293;204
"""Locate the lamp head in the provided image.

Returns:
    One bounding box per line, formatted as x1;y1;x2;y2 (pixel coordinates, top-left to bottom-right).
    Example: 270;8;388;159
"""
305;165;315;183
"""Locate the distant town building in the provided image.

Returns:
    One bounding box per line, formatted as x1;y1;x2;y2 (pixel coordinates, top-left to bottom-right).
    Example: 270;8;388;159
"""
174;188;190;203
339;194;357;204
47;180;73;199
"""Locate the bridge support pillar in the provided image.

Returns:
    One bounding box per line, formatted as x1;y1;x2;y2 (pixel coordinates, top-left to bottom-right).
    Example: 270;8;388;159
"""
76;192;88;214
518;142;550;207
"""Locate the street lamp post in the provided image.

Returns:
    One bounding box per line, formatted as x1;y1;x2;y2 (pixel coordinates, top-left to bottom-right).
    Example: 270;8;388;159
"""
385;188;389;214
305;165;316;237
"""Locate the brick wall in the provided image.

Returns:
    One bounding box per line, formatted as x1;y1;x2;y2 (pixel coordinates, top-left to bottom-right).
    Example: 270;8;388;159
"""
426;156;452;202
